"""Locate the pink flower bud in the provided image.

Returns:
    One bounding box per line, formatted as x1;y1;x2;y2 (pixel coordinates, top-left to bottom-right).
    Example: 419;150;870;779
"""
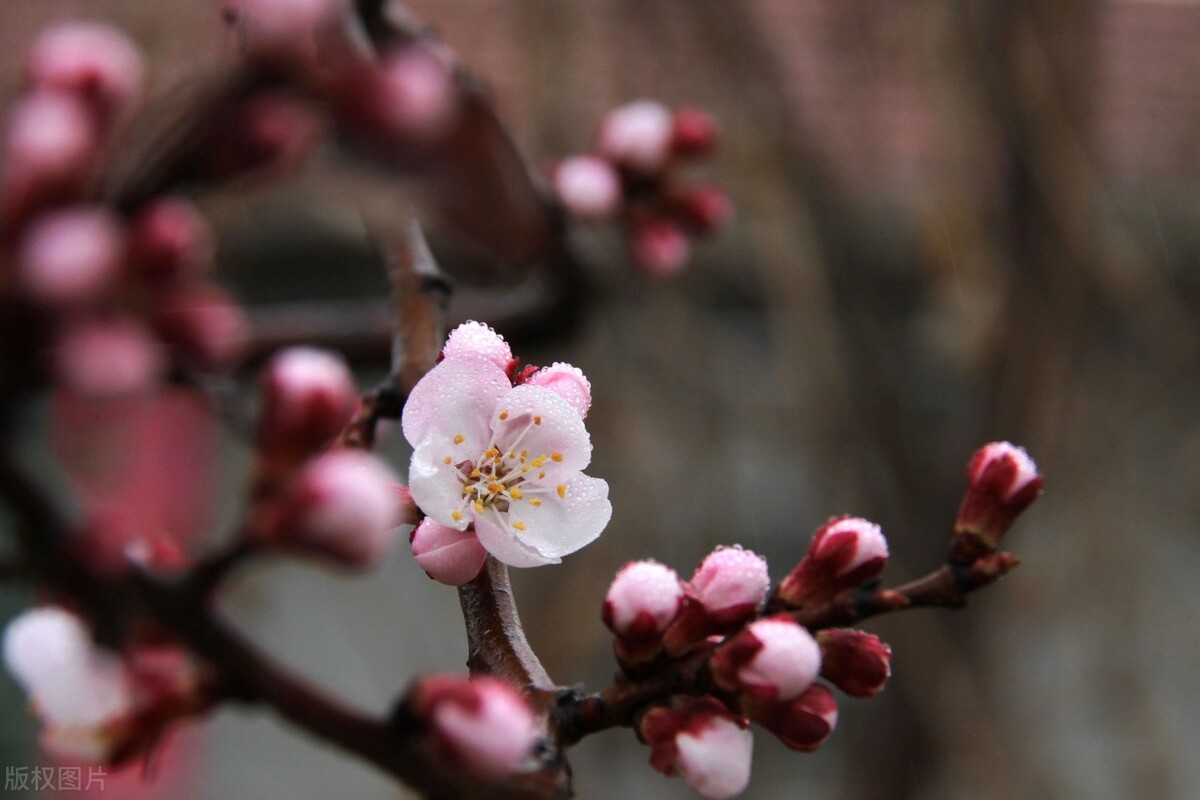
754;683;838;752
630;218;690;278
817;629;891;698
408;675;539;780
603;561;683;665
280;450;402;568
17;206;123;306
553;155;622;221
670;108;719;158
126;197;213;282
374;46;458;143
525;362;591;418
26;23;145;122
411;519;488;585
952;442;1043;561
2;91;96;221
55;318;163;397
596;99;674;174
674;186;733;236
776;516;889;607
662;546;769;656
154;285;249;368
259;347;358;458
441;320;513;370
201;93;324;182
638;698;752;800
223;0;348;61
711;616;821;708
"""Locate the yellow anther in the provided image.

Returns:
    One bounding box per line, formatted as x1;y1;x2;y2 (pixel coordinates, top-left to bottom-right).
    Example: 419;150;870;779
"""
487;482;503;494
530;499;543;508
534;416;542;425
452;511;463;522
509;487;524;500
538;471;546;479
531;455;547;468
471;468;482;478
513;522;527;531
453;434;465;445
520;450;529;458
443;456;452;465
521;465;531;473
557;484;567;499
551;452;563;463
499;411;509;421
473;500;484;513
507;452;516;460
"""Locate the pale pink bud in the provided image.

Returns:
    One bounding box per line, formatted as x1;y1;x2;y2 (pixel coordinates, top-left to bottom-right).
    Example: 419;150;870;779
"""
284;450;401;568
596;99;673;174
374;46;458;143
3;90;97;215
154;285;250;368
409;675;539;780
639;698;753;800
411;519;488;586
17;206;123;306
259;347;358;457
55;318;163;397
675;186;733;236
670;108;719;158
26;23;145;121
201;94;323;182
776;516;889;606
553;155;622;220
525;362;591;418
223;0;347;60
630;218;690;278
953;441;1043;560
441;320;512;370
126;197;213;282
755;683;838;752
712;616;821;706
817;629;891;698
604;561;683;638
663;546;769;655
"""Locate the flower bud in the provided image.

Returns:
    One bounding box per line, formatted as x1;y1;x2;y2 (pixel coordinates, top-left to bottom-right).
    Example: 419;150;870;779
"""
630;218;690;278
952;442;1043;562
153;284;250;369
817;629;891;698
258;347;358;458
55;318;163;397
126;197;214;282
670;108;720;158
407;674;539;780
374;46;458;143
441;320;513;370
26;23;145;123
674;186;733;236
754;683;837;752
638;697;752;800
596;99;674;174
553;155;621;221
3;90;97;221
223;0;348;62
411;519;489;586
711;616;821;711
603;560;683;666
776;516;888;607
17;206;123;306
199;93;324;182
663;546;768;655
274;450;401;568
524;362;591;418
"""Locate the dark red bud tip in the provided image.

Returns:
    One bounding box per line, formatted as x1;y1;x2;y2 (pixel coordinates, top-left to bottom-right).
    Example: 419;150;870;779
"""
670;108;719;158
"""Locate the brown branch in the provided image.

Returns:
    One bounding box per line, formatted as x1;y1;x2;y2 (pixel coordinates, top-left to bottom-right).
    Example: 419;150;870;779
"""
457;558;555;690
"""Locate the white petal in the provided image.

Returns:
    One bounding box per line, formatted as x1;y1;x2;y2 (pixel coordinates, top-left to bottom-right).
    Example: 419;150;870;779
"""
507;473;611;559
676;717;754;800
441;321;512;370
488;385;591;475
409;437;472;530
474;515;559;568
401;353;510;447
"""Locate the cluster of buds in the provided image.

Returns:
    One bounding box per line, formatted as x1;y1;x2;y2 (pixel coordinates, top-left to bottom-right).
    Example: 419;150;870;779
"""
552;100;731;277
0;23;250;397
2;607;209;765
248;347;407;569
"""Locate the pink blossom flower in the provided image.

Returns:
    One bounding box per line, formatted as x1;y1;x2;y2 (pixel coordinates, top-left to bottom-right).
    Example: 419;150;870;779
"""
402;324;610;568
411;518;489;585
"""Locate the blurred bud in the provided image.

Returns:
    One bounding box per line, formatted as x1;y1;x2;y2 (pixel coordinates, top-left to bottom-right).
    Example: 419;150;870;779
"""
259;347;358;458
952;442;1043;562
754;683;837;752
153;284;250;369
374;46;458;142
410;519;488;586
223;0;348;61
55;318;163;397
126;197;214;282
406;674;539;780
776;516;888;607
604;560;683;666
17;206;123;306
674;186;733;236
553;155;622;221
663;546;769;656
26;23;145;123
441;320;513;370
630;218;690;278
524;362;591;418
817;629;891;698
200;93;323;182
638;697;752;800
274;450;401;568
395;484;421;526
596;99;673;174
670;108;719;158
711;616;822;714
3;91;98;219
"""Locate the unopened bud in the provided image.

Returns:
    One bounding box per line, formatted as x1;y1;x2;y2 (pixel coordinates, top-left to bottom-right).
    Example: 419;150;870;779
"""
674;186;733;236
638;697;752;800
754;683;837;752
17;206;123;306
711;616;821;712
259;347;358;458
407;674;539;780
55;318;163;397
441;320;512;370
663;546;769;656
670;108;719;158
126;197;214;282
153;285;249;369
524;362;591;418
553;155;622;221
3;91;97;221
596;99;673;174
952;442;1042;562
374;46;458;143
410;519;488;586
604;560;683;666
26;23;145;123
199;93;323;182
630;218;690;278
776;516;889;607
223;0;348;62
817;629;891;698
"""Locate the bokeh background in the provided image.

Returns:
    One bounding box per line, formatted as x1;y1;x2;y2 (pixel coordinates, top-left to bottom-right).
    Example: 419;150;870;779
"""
2;1;1199;799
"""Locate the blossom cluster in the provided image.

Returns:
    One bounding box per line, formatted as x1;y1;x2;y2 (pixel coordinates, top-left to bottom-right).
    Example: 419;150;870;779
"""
552;100;731;277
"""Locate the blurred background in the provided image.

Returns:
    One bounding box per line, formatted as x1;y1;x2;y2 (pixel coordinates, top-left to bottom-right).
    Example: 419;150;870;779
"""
2;1;1199;798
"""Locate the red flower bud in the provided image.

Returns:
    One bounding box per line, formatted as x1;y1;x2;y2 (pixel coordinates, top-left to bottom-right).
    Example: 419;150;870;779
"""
817;628;891;698
670;108;719;158
630;217;690;278
776;516;888;607
638;697;752;800
753;683;838;752
258;347;358;459
952;442;1043;562
126;197;214;283
662;546;768;655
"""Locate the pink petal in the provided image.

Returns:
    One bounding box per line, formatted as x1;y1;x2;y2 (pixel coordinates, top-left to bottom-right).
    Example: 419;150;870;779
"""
488;385;592;475
402;353;510;448
505;472;610;560
525;362;592;418
409;437;474;530
411;520;488;585
473;515;556;568
675;716;754;799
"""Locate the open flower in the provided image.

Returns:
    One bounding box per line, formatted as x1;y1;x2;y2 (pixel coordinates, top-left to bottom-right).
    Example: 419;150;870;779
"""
402;327;610;568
